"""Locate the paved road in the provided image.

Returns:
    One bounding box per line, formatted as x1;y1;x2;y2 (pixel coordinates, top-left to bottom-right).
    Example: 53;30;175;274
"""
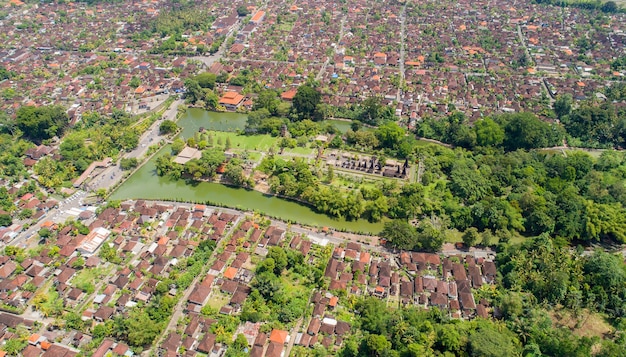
147;212;242;357
397;2;407;102
91;98;183;192
10;190;88;249
10;98;182;248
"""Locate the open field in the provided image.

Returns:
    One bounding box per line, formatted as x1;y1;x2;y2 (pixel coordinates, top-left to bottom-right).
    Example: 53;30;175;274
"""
548;308;613;338
283;146;316;156
206;131;278;151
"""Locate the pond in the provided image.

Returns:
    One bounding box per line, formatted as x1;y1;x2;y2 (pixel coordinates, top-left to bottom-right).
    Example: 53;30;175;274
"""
326;119;353;134
177;108;248;137
179;108;359;136
110;145;385;234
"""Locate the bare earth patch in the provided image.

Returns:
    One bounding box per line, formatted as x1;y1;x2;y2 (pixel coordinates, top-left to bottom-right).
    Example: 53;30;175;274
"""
548;308;613;339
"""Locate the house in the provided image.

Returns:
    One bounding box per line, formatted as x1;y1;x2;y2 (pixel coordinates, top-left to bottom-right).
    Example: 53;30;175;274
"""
219;92;245;110
265;342;283;357
250;10;266;24
0;261;16;279
280;88;297;101
77;227;110;256
93;306;114;322
173;147;202;165
268;329;289;345
196;333;216;354
187;285;211;306
307;317;321;335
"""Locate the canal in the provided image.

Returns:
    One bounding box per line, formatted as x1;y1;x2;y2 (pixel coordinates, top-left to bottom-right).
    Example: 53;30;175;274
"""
110;110;385;234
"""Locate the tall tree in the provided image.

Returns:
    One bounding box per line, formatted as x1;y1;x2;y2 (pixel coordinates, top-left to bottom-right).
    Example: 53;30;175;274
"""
16;105;69;143
292;85;321;120
553;94;573;119
380;220;417;250
474;118;504;147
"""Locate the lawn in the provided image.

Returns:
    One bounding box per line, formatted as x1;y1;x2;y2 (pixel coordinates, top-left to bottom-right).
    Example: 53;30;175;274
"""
245;151;263;162
207;131;278;151
283;146;316;156
331;174;380;191
548;308;613;339
278;23;294;32
206;293;230;311
281;273;311;297
73;266;109;293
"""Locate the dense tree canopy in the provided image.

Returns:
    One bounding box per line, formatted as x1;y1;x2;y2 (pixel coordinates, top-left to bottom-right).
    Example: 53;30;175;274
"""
159;120;178;134
16;105;69;143
292;85;321;120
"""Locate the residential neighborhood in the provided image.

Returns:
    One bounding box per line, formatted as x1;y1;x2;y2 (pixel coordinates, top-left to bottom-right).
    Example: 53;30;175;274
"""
0;198;498;356
1;0;626;356
0;0;624;123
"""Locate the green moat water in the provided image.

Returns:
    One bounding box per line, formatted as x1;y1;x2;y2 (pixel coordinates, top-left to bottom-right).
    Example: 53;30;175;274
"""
177;108;248;136
110;110;384;234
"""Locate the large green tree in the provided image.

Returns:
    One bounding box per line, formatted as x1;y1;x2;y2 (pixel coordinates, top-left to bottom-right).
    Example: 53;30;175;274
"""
16;105;69;143
380;220;417;250
474;118;504;147
501;112;560;151
292;85;321;120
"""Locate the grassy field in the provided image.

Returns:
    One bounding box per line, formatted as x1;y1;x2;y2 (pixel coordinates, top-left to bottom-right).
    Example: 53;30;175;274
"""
206;293;230;311
548;308;613;338
207;131;278;151
283;146;316;156
73;266;109;292
245;151;263;162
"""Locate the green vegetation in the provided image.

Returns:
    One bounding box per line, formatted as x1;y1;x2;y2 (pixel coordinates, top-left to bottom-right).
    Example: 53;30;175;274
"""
32;110;144;188
16;105;69;144
534;0;621;13
416;111;563;151
339;251;626;357
159;120;178;135
242;245;324;326
120;157;139;170
292;84;322;120
156;147;225;180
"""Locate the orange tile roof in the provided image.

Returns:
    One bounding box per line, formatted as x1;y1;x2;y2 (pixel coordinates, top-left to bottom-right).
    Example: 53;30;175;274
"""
329;296;338;307
251;10;265;22
269;329;289;344
281;88;297;100
28;333;40;344
224;267;237;280
40;341;51;350
219;92;244;106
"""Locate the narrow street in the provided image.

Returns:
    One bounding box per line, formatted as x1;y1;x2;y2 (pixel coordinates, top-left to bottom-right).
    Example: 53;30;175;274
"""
284;318;303;356
397;2;407;102
316;15;346;81
91;97;183;192
146;214;242;356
